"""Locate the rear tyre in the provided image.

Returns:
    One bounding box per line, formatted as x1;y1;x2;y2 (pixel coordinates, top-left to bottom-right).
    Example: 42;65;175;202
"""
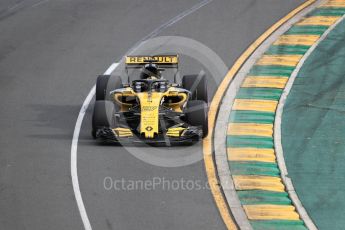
92;100;115;138
185;100;208;138
96;75;122;101
182;74;208;103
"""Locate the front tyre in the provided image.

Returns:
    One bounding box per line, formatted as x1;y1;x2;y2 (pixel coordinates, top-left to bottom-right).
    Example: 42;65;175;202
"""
185;100;208;138
96;75;122;101
92;100;115;138
182;74;208;103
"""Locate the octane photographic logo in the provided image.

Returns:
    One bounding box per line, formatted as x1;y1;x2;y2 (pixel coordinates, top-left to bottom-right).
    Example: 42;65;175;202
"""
103;176;211;192
105;36;227;167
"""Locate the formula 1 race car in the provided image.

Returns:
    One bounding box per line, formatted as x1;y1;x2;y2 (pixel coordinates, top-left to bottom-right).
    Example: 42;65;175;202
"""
92;55;208;144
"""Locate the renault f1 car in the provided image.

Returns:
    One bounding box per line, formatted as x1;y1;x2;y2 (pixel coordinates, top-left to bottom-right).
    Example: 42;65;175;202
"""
92;55;208;144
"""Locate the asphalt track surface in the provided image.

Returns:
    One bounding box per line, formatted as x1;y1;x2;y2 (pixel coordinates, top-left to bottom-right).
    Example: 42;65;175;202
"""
0;0;304;229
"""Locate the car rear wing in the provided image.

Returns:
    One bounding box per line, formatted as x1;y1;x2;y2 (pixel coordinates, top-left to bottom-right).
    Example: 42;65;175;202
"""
125;55;178;68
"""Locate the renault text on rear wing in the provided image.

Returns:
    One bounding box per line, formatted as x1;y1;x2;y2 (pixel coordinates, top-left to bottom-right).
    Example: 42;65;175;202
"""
125;55;178;67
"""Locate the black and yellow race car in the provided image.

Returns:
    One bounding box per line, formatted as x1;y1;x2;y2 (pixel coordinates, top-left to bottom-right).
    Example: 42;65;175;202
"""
92;55;208;144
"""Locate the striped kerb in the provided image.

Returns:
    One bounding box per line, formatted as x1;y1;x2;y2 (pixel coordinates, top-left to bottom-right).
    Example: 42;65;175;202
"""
243;205;300;220
295;16;340;26
255;55;302;66
232;99;278;112
228;148;276;162
242;77;288;88
228;123;273;137
321;0;345;7
273;35;320;46
226;1;344;229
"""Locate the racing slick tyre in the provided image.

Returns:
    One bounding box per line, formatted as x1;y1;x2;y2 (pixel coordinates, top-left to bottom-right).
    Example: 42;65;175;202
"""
182;74;208;103
185;100;208;138
96;75;122;101
92;100;116;138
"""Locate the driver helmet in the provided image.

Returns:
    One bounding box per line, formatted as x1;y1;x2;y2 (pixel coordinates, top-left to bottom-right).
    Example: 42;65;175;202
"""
140;63;161;79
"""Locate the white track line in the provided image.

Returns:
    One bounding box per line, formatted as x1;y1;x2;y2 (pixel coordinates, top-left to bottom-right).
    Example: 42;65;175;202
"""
70;1;213;229
71;63;118;230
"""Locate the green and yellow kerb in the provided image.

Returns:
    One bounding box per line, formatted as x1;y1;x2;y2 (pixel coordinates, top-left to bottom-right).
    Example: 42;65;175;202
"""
227;1;345;229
